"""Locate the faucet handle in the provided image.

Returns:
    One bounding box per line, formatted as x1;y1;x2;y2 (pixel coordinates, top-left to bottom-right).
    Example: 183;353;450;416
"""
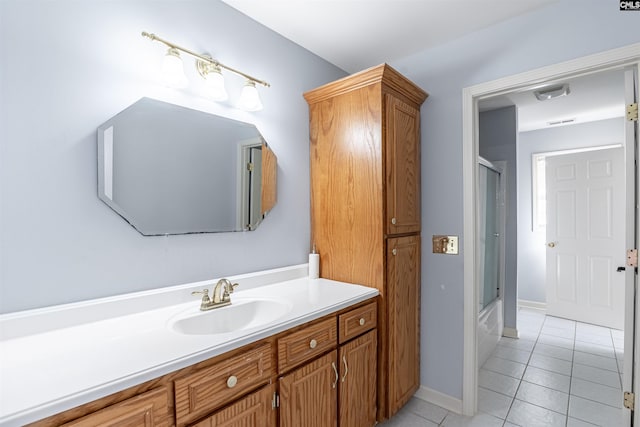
191;289;211;309
221;282;239;302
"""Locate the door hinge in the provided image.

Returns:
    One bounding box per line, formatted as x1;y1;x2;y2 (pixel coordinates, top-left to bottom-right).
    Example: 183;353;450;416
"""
272;391;279;409
624;391;635;410
628;249;638;268
247;162;254;171
627;103;638;121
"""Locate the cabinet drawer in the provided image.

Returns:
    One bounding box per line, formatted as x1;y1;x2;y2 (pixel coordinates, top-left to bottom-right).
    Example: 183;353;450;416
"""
278;317;337;373
174;342;273;426
62;387;169;427
338;301;377;344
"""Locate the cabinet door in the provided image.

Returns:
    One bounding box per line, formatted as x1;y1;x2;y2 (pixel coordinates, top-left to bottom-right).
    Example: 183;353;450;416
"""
385;95;421;235
338;330;377;427
387;235;420;415
279;350;338;427
192;384;276;427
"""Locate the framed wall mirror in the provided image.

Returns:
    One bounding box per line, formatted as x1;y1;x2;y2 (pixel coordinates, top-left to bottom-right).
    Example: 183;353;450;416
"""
97;98;277;236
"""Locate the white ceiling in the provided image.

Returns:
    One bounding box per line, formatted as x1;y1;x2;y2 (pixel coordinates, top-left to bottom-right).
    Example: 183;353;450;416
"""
221;0;558;73
221;0;626;131
480;68;626;132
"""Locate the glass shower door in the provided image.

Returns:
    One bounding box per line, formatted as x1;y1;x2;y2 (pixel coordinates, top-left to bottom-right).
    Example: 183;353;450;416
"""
478;163;501;312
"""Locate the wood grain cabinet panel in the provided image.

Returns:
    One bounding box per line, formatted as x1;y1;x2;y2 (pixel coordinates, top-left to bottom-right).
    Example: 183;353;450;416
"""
174;343;272;426
191;384;276;427
387;235;421;414
61;387;169;427
261;142;277;216
338;330;377;427
279;350;338;427
338;301;376;344
385;95;421;235
305;63;426;421
277;317;337;374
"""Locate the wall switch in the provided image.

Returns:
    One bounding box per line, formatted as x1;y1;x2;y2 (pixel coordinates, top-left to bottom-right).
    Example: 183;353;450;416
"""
445;235;459;254
432;235;459;255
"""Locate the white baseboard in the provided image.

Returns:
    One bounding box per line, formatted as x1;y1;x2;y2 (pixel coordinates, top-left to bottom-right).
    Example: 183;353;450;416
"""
518;299;547;312
414;385;462;414
502;327;519;338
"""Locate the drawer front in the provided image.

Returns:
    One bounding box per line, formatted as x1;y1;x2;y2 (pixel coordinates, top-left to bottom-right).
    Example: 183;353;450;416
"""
339;301;377;344
174;342;273;425
62;387;169;427
277;317;337;374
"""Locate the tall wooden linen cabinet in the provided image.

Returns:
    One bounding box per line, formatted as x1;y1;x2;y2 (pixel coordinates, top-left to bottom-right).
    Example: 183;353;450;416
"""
304;64;427;422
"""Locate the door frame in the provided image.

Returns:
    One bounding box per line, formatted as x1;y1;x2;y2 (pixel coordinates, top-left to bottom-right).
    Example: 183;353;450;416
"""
461;42;640;416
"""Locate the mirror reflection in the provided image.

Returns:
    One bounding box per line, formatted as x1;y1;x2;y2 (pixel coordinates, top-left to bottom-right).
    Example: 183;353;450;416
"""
97;98;277;235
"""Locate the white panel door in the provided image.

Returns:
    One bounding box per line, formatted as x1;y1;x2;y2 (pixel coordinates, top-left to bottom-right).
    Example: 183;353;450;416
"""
546;147;625;329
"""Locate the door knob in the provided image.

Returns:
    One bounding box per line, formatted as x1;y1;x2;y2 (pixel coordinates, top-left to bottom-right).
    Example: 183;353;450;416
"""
547;242;556;248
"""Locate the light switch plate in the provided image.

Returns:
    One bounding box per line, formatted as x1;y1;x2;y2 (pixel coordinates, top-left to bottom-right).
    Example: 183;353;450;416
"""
446;235;459;254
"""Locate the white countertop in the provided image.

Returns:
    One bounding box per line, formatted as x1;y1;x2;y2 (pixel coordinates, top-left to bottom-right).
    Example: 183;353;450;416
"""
0;266;378;426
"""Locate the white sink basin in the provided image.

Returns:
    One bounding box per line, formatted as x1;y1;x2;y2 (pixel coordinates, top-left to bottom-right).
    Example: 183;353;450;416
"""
169;298;292;335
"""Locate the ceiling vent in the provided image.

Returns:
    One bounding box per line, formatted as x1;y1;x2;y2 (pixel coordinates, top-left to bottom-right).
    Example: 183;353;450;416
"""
534;84;570;101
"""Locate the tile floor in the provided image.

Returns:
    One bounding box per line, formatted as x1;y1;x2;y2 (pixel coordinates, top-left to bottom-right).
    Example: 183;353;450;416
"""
379;308;627;426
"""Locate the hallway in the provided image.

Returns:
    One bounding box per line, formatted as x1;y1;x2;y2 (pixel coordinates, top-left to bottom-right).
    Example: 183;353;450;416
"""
381;308;625;426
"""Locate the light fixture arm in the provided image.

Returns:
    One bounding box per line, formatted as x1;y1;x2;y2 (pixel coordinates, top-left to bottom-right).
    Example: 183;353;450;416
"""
142;31;270;88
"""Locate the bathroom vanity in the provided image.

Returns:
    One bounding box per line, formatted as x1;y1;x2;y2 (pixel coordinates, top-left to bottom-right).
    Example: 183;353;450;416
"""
0;265;378;427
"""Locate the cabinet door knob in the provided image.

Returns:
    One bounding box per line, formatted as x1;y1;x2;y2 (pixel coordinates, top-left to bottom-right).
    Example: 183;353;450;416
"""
331;362;339;389
309;339;317;349
226;375;238;388
391;217;397;225
359;318;365;326
392;248;397;256
547;242;556;248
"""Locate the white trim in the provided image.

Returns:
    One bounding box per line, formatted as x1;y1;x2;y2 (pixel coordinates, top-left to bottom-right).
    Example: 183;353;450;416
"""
518;299;548;312
414;385;463;414
502;327;519;339
462;42;640;417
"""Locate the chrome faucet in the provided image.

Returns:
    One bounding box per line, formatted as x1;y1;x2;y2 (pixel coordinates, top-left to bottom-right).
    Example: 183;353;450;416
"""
191;278;239;311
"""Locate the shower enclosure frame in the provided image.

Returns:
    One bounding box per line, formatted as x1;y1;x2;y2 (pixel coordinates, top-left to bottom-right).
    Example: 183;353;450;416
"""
476;157;506;368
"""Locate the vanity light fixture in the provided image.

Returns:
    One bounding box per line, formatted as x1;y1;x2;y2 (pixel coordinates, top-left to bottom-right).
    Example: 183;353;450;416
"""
238;81;263;112
197;56;228;101
533;83;570;101
142;31;270;110
161;47;188;89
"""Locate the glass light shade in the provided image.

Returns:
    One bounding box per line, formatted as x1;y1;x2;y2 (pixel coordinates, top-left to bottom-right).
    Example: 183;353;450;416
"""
161;48;188;88
204;68;228;101
238;81;263;111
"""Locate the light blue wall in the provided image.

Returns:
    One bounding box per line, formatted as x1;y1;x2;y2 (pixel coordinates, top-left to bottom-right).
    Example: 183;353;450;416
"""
517;117;625;303
0;0;346;313
1;0;638;405
391;0;639;399
479;107;518;331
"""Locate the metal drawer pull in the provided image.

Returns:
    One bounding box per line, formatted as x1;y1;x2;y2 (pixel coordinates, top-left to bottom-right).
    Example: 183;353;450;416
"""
392;248;397;256
341;356;348;382
391;217;397;225
359;318;365;326
309;339;317;349
226;375;238;388
331;362;339;388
